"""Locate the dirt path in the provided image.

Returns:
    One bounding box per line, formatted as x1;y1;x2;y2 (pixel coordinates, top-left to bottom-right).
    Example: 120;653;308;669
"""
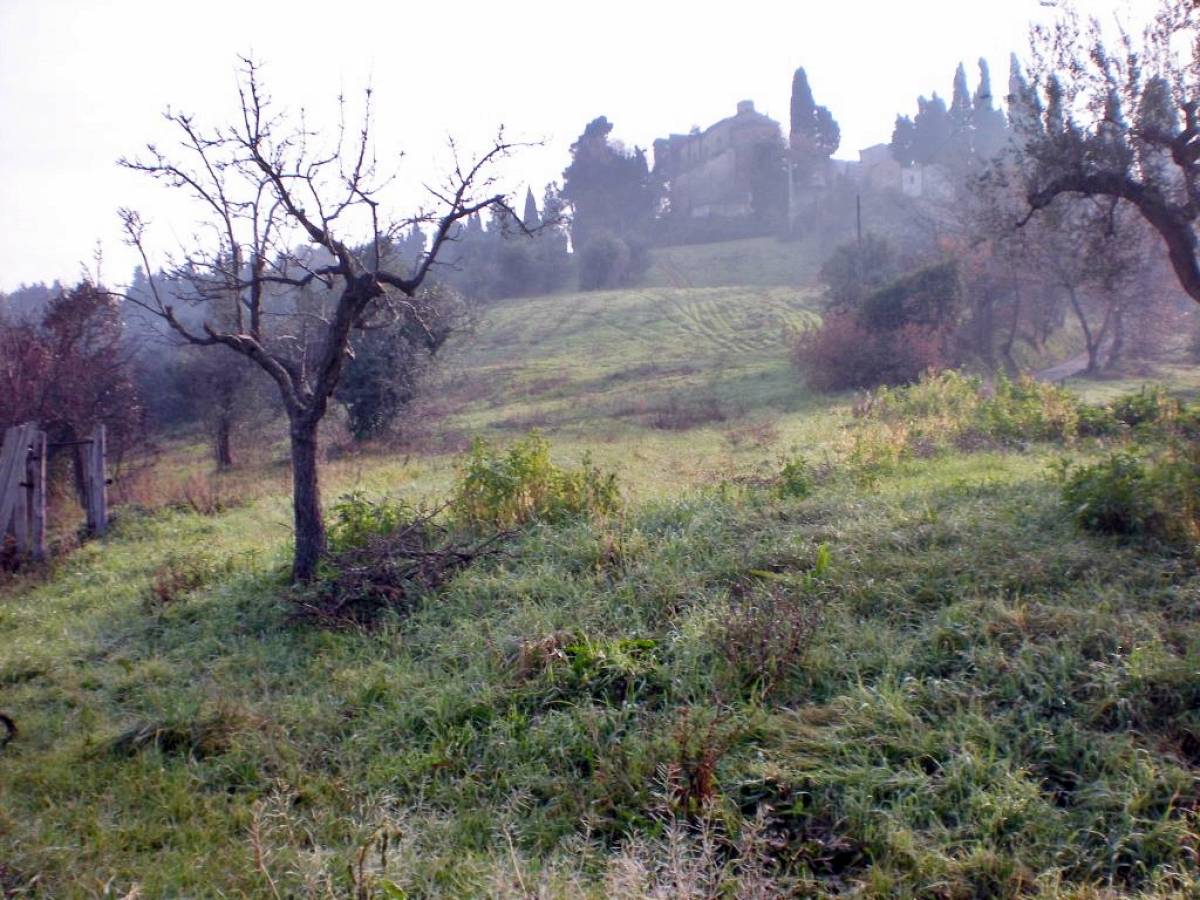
1034;352;1091;383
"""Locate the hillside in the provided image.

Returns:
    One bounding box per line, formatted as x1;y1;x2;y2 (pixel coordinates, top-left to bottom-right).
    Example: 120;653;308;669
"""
643;236;826;289
2;272;1200;896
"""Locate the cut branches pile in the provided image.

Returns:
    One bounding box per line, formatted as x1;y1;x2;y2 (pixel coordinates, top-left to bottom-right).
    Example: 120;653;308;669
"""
298;506;509;626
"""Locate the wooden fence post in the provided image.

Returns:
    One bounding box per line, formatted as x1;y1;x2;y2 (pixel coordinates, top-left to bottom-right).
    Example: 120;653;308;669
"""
29;431;47;561
0;424;35;549
12;464;28;553
86;424;108;536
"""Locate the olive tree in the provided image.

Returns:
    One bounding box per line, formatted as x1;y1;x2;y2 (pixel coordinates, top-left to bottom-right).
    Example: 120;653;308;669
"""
1018;2;1200;304
118;59;521;581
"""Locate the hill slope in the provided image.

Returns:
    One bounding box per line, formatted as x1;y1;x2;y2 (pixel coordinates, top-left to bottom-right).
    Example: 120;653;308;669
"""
2;275;1199;896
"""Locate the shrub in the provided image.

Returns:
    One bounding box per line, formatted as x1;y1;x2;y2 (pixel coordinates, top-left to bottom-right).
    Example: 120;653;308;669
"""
793;312;954;392
1059;444;1200;545
858;260;961;333
860;369;983;448
795;260;963;393
327;490;419;553
1059;451;1152;535
1110;385;1180;429
776;455;813;499
578;232;632;291
1076;404;1126;438
1078;386;1186;440
820;232;899;309
451;433;619;530
713;550;830;700
979;375;1079;443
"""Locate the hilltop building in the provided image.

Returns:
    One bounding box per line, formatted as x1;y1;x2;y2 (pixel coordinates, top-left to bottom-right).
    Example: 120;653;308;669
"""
653;102;948;237
653;101;783;219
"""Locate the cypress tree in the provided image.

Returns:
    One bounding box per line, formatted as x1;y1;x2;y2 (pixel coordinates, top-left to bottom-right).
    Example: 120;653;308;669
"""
1006;54;1043;144
891;115;918;166
911;94;951;165
789;67;840;158
972;58;1009;159
950;62;974;127
522;188;540;230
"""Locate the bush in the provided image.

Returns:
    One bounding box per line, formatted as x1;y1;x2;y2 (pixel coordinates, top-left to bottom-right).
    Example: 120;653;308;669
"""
327;490;420;553
793;312;954;391
1111;386;1180;429
1078;386;1183;439
1059;451;1152;535
819;232;899;309
860;369;983;444
1059;444;1200;545
578;232;634;290
978;375;1079;443
776;455;813;499
795;260;962;393
451;433;620;530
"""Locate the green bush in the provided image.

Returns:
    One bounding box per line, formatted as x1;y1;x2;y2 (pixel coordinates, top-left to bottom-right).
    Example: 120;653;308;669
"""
978;374;1079;443
451;432;620;530
776;455;813;499
860;369;983;448
327;490;419;552
1076;404;1126;438
1111;385;1180;429
1059;451;1154;535
1059;445;1200;545
1077;386;1184;440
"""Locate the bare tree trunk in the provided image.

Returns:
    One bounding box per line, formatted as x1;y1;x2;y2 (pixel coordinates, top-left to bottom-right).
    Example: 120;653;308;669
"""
1001;279;1022;377
215;414;234;470
289;418;324;583
1066;286;1101;375
1106;306;1125;371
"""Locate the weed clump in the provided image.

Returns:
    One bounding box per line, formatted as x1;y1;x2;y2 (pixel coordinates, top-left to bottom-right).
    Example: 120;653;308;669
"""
714;548;830;700
145;551;238;607
106;704;260;760
512;634;665;706
451;432;619;531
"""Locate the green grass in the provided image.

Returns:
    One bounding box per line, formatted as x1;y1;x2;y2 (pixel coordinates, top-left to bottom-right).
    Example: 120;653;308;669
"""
2;262;1199;896
643;236;824;289
3;441;1198;896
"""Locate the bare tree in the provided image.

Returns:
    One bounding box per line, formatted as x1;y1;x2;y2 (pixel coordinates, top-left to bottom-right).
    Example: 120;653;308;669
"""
1019;2;1200;304
116;60;521;581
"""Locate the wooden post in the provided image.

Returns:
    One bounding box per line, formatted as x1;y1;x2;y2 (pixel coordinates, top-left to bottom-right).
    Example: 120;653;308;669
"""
12;467;28;553
87;424;108;536
28;431;46;561
0;424;35;546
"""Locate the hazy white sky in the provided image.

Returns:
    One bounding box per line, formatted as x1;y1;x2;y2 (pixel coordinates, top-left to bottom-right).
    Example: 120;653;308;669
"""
0;0;1141;292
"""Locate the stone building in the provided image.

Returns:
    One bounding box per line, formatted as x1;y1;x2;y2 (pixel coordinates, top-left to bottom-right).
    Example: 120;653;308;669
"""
653;101;783;219
830;144;950;199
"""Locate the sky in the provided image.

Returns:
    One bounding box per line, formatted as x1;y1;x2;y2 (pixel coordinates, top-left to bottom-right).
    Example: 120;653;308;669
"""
0;0;1144;292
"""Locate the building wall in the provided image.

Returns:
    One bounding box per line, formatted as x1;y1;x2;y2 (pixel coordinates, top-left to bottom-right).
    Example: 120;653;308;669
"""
655;101;782;219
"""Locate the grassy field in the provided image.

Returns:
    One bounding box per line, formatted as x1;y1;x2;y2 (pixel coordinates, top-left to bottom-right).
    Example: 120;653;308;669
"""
643;237;825;289
2;261;1199;896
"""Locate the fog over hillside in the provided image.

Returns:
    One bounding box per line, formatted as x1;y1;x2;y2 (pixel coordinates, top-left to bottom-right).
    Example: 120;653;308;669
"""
0;0;1143;290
